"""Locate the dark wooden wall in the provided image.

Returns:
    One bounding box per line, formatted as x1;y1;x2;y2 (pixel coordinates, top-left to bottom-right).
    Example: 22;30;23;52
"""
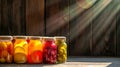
26;0;44;36
0;0;120;56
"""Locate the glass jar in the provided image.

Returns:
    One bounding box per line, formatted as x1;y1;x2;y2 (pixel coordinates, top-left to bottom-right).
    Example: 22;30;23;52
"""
54;36;67;63
43;37;57;64
27;36;43;64
13;36;28;63
0;36;13;63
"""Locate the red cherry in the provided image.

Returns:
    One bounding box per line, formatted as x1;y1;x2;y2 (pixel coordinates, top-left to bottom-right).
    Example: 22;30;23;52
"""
27;39;30;43
12;39;15;44
51;51;55;55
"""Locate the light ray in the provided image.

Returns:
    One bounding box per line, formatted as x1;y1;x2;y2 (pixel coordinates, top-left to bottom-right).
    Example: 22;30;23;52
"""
46;0;98;34
93;3;120;43
70;0;112;40
46;1;86;34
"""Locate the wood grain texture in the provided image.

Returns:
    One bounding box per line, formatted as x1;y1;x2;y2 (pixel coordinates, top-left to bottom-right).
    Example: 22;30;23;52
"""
92;1;117;56
69;0;91;56
45;0;70;37
0;0;10;35
0;0;1;32
26;0;44;36
12;0;26;35
116;12;120;56
45;0;60;36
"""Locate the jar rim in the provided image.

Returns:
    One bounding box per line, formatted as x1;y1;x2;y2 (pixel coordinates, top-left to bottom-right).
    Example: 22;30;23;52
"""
13;36;27;39
0;36;13;40
28;36;42;39
54;36;66;38
42;37;54;41
54;36;66;41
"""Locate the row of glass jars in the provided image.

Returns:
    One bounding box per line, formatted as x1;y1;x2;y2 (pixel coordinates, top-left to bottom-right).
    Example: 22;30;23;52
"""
0;36;67;64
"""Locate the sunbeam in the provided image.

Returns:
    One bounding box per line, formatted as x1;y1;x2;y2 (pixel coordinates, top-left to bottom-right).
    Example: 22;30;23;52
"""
70;0;112;55
93;19;117;55
46;0;96;34
70;0;112;40
77;0;97;9
93;2;120;44
46;2;83;34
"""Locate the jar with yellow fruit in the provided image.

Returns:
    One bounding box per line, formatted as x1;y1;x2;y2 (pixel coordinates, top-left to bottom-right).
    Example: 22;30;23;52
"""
13;36;28;63
0;36;13;63
27;36;43;64
54;36;67;63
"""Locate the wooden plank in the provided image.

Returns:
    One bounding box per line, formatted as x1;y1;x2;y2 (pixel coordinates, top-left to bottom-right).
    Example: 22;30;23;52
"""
12;0;24;35
45;0;70;36
59;0;70;36
45;0;60;36
20;0;26;35
69;0;91;56
46;0;70;36
26;0;44;36
0;0;26;35
0;0;1;31
92;1;116;56
0;0;10;35
116;12;120;56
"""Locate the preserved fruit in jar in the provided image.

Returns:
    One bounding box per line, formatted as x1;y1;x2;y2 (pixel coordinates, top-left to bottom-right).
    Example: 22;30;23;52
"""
28;36;43;64
0;36;13;63
54;36;67;63
13;36;28;63
43;37;57;64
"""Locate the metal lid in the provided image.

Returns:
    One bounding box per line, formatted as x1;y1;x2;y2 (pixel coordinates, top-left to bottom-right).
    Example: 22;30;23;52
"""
54;36;66;41
0;36;13;40
13;36;27;39
28;36;42;40
42;37;54;41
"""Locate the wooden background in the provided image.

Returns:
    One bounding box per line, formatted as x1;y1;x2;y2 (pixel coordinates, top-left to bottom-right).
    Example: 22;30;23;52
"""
0;0;120;56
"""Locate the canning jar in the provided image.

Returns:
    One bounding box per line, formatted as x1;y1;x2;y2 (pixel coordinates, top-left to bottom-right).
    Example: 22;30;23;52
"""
0;36;13;63
13;36;28;63
27;36;43;64
43;37;57;64
54;36;67;63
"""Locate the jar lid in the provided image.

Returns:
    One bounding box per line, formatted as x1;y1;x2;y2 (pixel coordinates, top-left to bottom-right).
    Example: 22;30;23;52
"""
28;36;42;40
42;37;54;41
13;36;27;39
54;36;66;41
0;36;13;40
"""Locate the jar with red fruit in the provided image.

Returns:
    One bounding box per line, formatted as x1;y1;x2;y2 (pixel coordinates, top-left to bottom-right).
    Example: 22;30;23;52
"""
43;37;57;64
0;36;13;63
13;36;28;63
27;36;43;64
54;36;67;63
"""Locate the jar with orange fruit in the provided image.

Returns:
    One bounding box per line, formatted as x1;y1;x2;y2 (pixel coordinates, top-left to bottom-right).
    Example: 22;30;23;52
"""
27;36;43;64
13;36;28;63
0;36;13;63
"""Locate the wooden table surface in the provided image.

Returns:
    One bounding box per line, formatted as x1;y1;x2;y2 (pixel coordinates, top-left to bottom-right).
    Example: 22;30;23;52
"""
0;57;120;67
